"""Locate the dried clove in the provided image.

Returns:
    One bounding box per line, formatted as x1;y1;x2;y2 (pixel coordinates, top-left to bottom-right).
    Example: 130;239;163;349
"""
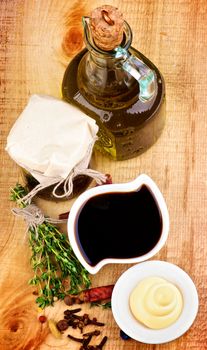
63;310;105;331
57;307;107;349
88;318;105;327
83;330;101;337
97;336;108;349
69;314;83;320
65;307;82;314
82;334;93;347
72;321;79;329
68;334;83;343
78;321;85;333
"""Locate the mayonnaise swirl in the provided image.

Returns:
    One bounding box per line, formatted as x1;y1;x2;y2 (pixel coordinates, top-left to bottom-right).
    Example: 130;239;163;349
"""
129;277;183;329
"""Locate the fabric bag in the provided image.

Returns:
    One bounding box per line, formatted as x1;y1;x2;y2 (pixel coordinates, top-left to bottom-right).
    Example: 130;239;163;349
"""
6;95;106;203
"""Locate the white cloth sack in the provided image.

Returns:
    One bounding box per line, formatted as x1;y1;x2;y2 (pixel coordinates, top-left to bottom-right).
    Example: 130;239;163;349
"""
6;95;106;201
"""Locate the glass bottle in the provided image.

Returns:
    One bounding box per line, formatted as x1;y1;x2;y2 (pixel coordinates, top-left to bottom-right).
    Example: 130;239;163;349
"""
62;18;165;161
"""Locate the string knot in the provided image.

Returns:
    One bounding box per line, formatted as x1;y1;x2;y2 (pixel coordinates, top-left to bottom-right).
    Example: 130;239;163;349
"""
12;204;67;239
12;204;44;224
20;137;107;204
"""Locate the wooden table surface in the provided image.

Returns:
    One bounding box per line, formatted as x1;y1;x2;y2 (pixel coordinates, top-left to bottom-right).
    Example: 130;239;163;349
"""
0;0;207;349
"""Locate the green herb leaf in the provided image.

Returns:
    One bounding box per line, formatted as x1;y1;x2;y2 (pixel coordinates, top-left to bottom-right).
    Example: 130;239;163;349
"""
11;184;91;308
90;301;111;309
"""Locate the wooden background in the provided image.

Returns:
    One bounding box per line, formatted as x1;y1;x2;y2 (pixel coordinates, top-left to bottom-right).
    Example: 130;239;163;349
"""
0;0;207;349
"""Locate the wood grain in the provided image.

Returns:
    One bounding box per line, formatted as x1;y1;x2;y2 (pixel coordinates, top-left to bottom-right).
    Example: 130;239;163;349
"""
0;0;207;349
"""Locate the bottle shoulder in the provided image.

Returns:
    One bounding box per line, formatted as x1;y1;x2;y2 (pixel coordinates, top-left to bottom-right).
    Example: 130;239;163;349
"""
62;46;165;128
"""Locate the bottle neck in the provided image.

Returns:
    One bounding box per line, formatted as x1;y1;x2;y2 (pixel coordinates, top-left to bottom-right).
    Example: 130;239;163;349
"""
76;19;138;110
78;17;156;107
88;48;118;69
77;48;139;110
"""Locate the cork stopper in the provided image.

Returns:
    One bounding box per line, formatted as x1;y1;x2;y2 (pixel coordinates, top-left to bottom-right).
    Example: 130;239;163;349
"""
90;5;124;51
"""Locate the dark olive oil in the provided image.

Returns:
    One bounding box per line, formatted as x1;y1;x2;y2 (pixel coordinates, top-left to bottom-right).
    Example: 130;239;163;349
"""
62;48;165;160
75;185;162;266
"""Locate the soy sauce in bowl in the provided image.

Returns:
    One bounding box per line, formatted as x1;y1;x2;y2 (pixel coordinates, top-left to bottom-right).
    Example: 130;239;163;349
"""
75;185;162;266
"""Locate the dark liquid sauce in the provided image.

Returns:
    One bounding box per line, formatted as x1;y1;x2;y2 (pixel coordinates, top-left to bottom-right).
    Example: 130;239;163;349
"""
75;185;162;266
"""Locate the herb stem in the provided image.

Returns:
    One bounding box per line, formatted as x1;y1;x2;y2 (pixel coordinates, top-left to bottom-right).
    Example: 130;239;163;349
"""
10;183;91;308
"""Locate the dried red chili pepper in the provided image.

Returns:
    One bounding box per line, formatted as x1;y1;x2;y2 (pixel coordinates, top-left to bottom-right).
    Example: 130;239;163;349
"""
64;285;114;306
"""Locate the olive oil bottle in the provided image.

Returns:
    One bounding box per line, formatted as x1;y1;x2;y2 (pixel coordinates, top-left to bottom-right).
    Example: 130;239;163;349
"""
62;6;165;160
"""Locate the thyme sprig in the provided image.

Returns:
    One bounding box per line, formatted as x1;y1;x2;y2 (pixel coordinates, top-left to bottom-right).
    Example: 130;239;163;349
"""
10;184;91;309
90;301;111;309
